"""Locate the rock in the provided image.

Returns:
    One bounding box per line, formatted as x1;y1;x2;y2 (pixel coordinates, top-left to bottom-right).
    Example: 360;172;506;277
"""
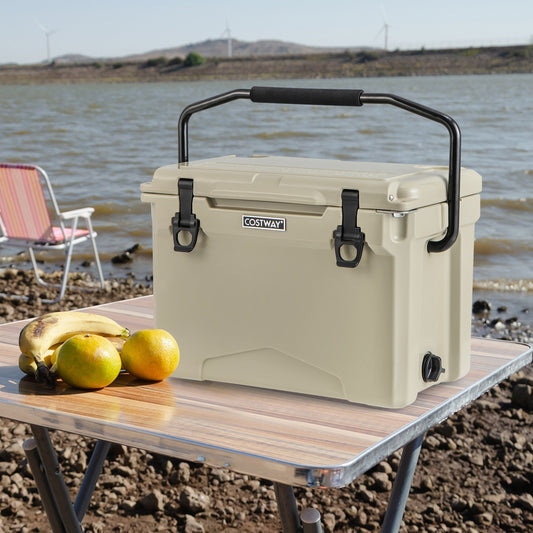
434;422;455;438
472;300;491;315
355;510;368;526
184;514;205;533
468;454;485;467
451;496;468;512
356;487;374;503
509;473;529;491
0;442;25;461
375;461;392;474
111;252;132;264
138;489;165;513
0;462;18;476
178;462;191;483
511;383;533;409
420;476;434;491
517;493;533;511
484;492;506;504
180;486;210;514
111;244;140;264
474;512;493;526
0;303;15;320
372;472;392;492
322;512;336;532
245;479;261;491
424;435;441;449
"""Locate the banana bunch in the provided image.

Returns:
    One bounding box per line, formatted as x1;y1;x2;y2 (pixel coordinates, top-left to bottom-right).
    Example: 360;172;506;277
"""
18;311;129;386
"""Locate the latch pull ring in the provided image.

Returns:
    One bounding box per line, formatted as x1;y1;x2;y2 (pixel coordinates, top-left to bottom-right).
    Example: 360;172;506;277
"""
172;178;200;252
333;189;365;268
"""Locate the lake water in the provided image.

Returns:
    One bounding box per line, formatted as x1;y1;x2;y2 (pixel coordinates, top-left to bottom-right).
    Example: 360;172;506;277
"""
1;74;532;306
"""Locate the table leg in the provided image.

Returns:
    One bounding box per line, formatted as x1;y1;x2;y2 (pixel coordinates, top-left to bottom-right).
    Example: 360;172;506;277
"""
74;440;111;521
23;438;66;533
274;482;302;533
30;425;84;533
381;433;424;533
300;507;323;532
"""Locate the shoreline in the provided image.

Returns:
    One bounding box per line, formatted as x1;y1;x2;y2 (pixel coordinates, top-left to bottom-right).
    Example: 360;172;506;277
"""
1;45;532;85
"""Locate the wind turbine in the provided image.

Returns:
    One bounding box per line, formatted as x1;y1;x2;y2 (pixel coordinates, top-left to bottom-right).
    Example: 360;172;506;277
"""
35;19;58;63
220;19;232;58
376;7;390;51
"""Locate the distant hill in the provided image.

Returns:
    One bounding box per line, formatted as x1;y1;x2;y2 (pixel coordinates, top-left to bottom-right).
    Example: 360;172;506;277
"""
3;44;532;85
54;38;368;63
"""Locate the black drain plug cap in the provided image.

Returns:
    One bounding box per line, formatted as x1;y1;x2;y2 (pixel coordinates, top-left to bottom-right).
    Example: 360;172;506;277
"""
422;352;445;382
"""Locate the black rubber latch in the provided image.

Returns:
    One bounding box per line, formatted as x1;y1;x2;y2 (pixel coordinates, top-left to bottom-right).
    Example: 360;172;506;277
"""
421;352;446;382
171;178;200;252
333;189;365;268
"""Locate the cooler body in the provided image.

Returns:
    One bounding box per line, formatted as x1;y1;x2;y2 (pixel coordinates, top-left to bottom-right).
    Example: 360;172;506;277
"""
141;155;481;408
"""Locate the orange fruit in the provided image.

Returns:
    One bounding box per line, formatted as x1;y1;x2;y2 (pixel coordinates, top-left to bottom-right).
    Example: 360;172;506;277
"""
56;334;122;389
120;329;179;381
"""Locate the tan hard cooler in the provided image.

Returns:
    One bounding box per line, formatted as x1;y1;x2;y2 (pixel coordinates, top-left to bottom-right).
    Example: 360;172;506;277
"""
141;87;482;408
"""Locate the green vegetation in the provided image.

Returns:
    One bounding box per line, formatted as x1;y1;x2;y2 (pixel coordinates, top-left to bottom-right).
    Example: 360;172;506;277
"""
460;48;480;57
184;52;206;67
143;56;168;68
359;50;383;62
500;46;531;59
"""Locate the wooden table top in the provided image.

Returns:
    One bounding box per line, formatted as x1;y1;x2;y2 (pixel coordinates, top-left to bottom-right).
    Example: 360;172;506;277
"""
0;296;531;488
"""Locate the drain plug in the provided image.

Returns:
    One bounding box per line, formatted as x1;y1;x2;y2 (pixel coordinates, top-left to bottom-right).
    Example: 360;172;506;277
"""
422;352;445;382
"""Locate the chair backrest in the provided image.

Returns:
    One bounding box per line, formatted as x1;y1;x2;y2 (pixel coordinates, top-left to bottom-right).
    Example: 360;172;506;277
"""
0;163;54;242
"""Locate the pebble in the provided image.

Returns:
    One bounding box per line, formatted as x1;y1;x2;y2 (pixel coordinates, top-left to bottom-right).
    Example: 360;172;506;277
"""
472;300;491;314
474;512;493;526
517;493;533;512
138;489;165;513
322;512;336;532
178;462;192;483
468;454;485;467
184;514;205;533
420;476;433;491
512;383;533;409
180;486;210;514
371;472;392;492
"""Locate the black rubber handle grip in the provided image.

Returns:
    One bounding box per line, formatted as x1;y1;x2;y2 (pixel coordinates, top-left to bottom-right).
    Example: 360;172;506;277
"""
250;86;363;107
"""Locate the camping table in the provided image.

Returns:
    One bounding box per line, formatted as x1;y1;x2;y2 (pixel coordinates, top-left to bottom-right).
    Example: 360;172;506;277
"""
0;296;531;533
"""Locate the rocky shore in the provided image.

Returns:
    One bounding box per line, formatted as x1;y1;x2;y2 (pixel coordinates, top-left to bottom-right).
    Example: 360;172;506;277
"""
1;45;532;85
0;269;532;532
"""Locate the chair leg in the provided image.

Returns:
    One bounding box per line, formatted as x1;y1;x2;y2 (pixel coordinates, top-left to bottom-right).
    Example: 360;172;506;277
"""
28;247;49;288
27;246;72;304
27;239;104;303
85;218;105;289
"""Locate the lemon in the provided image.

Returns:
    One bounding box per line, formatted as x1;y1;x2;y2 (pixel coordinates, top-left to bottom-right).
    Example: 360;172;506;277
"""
120;329;179;381
56;334;122;389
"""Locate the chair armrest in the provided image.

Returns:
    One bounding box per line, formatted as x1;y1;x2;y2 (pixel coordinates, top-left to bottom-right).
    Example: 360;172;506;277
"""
60;207;95;220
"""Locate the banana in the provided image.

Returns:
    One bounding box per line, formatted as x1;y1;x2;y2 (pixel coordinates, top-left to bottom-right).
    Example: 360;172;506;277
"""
19;345;60;380
19;353;38;379
19;311;129;385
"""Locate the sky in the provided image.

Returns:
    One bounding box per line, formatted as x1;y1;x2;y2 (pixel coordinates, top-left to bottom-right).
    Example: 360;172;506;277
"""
1;0;532;65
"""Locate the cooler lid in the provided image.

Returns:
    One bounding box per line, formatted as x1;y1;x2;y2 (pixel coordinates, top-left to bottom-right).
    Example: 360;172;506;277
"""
142;155;482;211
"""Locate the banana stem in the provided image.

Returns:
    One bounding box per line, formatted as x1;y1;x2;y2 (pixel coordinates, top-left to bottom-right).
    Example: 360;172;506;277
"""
36;361;56;387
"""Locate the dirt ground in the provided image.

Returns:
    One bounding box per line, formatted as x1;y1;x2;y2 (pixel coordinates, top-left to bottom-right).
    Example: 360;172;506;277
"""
0;270;532;532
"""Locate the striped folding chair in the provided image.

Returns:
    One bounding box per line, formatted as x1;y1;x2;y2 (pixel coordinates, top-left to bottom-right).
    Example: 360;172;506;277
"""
0;163;105;303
